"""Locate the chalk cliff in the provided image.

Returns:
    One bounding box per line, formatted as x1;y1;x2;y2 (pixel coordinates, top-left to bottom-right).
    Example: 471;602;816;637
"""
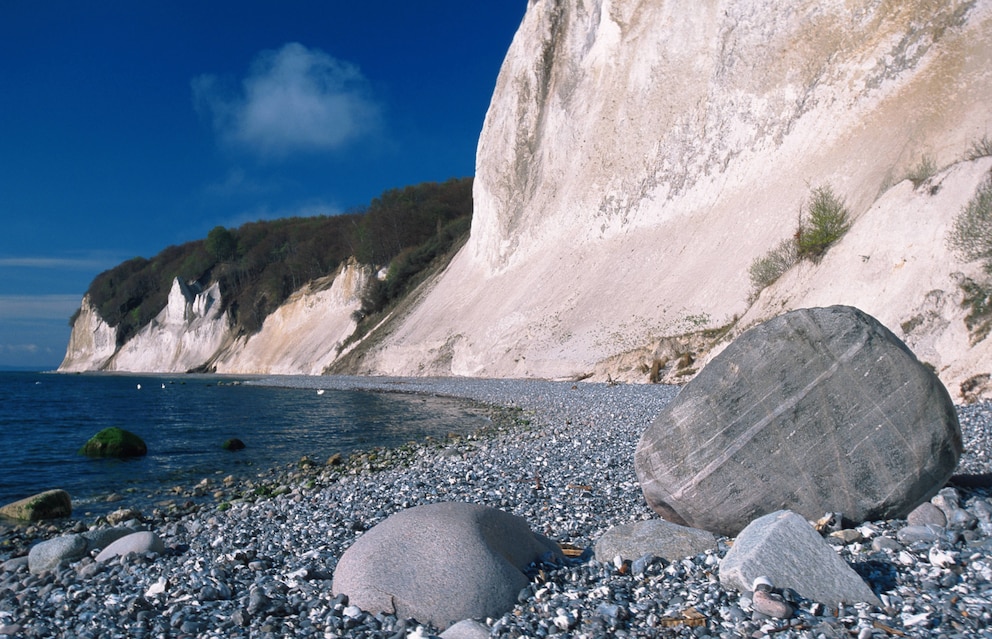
343;0;992;399
62;0;992;400
59;296;118;372
212;259;373;375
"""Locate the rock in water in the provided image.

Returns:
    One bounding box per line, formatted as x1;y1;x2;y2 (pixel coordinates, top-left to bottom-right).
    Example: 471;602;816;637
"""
719;510;881;608
80;427;147;458
331;502;563;629
635;305;962;536
0;489;71;521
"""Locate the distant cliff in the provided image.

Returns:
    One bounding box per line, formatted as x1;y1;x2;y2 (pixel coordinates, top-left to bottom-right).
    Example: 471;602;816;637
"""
62;0;992;401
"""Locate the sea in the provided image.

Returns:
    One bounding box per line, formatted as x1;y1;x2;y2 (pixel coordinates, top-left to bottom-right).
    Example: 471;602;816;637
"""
0;371;490;523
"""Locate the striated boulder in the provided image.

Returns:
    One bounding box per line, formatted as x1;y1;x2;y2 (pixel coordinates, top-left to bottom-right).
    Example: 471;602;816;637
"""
0;489;71;521
331;502;562;629
635;305;962;537
720;510;881;608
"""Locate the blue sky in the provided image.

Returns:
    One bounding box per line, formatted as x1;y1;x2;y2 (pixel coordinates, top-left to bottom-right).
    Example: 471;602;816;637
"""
0;1;525;369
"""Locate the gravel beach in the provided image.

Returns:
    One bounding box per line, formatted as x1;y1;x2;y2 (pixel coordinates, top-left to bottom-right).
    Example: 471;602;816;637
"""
2;376;992;638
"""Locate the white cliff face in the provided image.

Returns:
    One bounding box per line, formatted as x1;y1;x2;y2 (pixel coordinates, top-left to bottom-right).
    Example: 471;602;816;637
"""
355;0;992;398
108;279;231;373
214;259;373;375
58;0;992;398
58;295;117;372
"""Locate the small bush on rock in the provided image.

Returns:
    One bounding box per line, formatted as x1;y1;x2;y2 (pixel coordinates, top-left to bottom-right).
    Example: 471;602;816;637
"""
965;135;992;161
749;184;851;298
948;174;992;273
948;175;992;343
906;155;938;188
795;185;851;261
748;238;798;298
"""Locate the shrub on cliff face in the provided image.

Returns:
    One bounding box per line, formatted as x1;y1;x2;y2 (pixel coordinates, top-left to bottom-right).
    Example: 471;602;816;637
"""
795;185;851;261
748;238;798;299
947;174;992;343
948;174;992;273
748;184;850;297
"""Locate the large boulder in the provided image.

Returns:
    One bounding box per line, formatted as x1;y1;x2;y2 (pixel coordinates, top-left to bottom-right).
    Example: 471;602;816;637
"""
80;427;147;458
719;510;881;608
331;502;563;629
635;305;962;537
0;489;71;521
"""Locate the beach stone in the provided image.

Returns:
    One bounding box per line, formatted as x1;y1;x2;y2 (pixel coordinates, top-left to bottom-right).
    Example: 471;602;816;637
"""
0;489;72;521
331;501;563;629
80;427;147;458
896;524;943;544
81;526;137;552
593;519;718;563
26;525;136;574
95;531;165;562
752;585;795;619
907;502;947;528
635;305;962;537
106;508;143;525
720;510;881;608
440;619;491;639
28;534;88;574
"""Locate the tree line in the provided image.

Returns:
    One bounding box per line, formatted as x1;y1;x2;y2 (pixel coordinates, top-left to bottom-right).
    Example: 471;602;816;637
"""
80;177;473;345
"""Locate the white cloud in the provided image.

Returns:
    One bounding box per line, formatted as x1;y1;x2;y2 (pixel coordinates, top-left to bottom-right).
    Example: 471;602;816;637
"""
0;295;81;320
193;43;381;158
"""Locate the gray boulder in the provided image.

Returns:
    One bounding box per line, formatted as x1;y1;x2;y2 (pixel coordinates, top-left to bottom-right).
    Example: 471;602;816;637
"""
0;489;71;521
95;531;165;562
635;305;962;537
27;526;138;574
594;519;718;563
28;534;87;574
720;510;881;608
331;502;562;629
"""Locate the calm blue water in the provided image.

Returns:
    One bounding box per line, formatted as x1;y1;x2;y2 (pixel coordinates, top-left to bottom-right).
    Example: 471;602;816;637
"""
0;372;489;519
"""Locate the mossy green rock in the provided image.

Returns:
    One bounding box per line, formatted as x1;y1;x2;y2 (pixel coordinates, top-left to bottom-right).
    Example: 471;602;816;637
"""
0;489;72;521
80;427;147;458
221;438;246;451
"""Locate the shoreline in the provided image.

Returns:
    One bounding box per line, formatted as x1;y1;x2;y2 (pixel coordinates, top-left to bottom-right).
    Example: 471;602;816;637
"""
2;376;991;638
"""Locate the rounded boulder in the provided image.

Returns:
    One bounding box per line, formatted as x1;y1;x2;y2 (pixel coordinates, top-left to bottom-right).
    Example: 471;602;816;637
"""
331;502;563;629
0;489;72;521
80;427;147;458
635;305;962;537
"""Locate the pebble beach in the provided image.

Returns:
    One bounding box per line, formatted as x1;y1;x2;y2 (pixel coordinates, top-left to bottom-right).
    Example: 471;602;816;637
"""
2;376;992;638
